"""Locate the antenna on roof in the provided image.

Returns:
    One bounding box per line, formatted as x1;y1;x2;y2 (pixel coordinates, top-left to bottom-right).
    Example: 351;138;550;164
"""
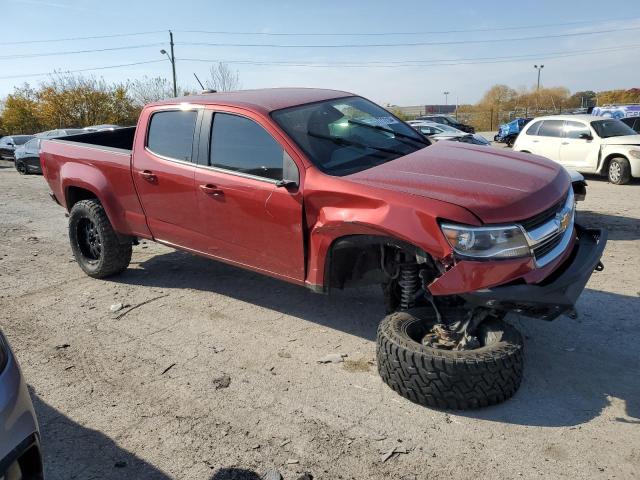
193;73;205;90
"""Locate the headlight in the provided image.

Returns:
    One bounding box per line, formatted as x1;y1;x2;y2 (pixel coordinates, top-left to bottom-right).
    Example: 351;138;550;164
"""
440;223;530;259
629;150;640;159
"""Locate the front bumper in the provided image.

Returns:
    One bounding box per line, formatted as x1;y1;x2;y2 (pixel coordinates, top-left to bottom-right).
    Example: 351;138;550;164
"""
461;226;607;320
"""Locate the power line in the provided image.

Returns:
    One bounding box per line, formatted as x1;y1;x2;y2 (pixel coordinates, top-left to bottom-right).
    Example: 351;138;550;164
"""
0;17;634;47
0;60;166;80
177;17;638;36
181;44;640;67
178;26;640;48
0;30;166;46
0;43;166;60
1;43;636;82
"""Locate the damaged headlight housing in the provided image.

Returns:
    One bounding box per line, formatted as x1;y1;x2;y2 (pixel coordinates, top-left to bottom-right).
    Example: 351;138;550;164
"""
440;223;530;259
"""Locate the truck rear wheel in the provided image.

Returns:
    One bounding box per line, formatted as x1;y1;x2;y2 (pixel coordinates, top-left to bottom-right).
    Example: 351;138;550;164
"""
376;308;524;410
68;199;132;278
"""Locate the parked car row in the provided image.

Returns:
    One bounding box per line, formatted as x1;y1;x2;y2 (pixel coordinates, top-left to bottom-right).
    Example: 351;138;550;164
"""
0;125;121;175
407;120;490;145
415;114;475;133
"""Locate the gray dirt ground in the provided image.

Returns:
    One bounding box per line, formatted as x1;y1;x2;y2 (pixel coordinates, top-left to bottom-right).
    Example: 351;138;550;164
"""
0;158;639;480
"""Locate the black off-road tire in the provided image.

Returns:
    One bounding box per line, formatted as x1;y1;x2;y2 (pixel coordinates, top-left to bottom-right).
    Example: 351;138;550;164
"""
607;157;631;185
69;199;132;278
377;308;524;410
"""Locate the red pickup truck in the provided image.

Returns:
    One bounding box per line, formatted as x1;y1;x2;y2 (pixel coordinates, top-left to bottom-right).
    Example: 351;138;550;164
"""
41;88;606;410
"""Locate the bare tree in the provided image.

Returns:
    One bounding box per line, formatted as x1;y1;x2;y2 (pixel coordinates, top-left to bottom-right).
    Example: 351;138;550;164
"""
206;63;241;92
128;76;174;107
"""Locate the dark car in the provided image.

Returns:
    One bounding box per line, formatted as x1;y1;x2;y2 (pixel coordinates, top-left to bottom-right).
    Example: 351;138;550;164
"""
0;330;44;479
620;117;640;133
15;138;43;175
0;135;35;161
15;130;86;174
416;115;475;133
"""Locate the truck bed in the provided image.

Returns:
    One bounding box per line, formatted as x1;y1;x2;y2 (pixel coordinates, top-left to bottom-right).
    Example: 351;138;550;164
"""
54;127;136;153
40;126;152;239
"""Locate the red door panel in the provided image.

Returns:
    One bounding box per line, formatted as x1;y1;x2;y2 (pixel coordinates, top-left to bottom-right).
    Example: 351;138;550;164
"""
133;151;199;247
195;167;305;283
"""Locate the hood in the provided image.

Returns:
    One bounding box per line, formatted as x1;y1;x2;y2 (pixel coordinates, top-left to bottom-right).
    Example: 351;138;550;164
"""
600;134;640;146
345;141;570;224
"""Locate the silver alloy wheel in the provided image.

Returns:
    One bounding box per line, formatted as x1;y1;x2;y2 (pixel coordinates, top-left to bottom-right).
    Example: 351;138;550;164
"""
609;161;622;183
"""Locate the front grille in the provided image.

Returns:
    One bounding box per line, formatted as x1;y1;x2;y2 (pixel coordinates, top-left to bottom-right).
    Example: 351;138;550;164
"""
520;193;567;231
532;233;563;259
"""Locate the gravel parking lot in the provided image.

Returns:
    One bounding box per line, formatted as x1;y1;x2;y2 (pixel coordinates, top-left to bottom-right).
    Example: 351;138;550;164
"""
0;158;639;480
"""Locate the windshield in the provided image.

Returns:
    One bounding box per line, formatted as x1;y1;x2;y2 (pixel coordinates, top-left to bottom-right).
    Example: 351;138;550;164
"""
272;96;428;176
591;119;637;138
13;135;33;145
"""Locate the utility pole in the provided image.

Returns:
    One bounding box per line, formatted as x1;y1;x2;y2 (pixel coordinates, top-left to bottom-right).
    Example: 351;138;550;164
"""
169;31;177;97
534;64;544;91
160;31;178;97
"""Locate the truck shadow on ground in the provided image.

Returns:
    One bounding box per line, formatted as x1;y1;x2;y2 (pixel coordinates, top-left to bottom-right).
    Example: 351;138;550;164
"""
577;210;640;241
116;251;640;428
32;391;266;479
120;249;384;341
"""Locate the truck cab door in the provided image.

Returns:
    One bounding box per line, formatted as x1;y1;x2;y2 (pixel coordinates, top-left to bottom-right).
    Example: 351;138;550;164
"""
559;120;598;171
193;109;305;283
132;107;204;247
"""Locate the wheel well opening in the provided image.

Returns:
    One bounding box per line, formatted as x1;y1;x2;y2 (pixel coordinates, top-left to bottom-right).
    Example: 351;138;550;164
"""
325;235;440;291
65;186;98;210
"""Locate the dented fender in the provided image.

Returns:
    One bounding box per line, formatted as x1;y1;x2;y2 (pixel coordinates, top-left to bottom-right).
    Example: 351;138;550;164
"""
301;167;479;290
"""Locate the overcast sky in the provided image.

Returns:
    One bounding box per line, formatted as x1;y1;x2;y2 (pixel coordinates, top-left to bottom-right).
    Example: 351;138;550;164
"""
1;0;639;106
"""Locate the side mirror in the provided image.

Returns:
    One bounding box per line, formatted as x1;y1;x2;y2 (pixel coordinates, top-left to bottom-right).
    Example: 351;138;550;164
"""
578;133;593;140
277;152;300;189
7;141;14;147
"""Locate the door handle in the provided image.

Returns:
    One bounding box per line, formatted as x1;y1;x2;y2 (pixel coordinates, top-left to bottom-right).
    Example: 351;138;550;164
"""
199;184;224;196
139;170;157;182
561;142;570;145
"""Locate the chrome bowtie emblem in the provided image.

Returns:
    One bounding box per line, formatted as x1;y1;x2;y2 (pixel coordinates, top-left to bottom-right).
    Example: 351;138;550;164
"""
555;209;571;232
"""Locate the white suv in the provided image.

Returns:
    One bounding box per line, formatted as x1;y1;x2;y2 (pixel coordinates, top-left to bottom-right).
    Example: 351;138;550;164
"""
513;114;640;184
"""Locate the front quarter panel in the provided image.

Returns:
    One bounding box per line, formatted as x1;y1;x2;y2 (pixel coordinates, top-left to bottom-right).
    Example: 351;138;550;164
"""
302;167;480;289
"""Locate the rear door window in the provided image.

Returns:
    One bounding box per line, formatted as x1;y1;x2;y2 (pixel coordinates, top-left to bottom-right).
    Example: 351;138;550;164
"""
536;120;564;137
209;113;284;181
525;121;542;135
147;110;198;162
563;121;591;139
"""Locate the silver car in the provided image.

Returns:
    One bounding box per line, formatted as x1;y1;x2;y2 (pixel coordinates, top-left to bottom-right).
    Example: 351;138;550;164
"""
0;330;43;479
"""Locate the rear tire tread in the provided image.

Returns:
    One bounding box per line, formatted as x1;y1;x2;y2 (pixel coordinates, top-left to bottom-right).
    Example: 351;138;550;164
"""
69;199;131;278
